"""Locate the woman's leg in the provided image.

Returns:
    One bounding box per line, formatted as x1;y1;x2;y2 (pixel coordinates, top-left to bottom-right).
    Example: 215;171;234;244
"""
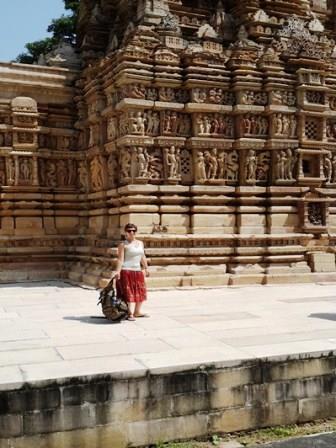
128;302;136;319
134;302;142;316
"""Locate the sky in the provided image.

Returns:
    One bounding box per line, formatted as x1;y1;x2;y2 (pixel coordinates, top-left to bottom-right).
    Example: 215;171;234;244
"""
0;0;68;62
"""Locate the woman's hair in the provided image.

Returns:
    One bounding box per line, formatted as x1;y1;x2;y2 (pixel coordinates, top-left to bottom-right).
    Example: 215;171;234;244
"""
124;223;138;232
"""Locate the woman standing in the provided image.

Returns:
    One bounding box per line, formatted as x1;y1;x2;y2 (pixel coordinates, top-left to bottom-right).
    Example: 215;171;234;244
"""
115;223;149;321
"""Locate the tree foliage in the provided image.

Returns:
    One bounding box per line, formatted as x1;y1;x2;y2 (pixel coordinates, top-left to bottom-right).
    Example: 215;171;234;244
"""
15;0;79;64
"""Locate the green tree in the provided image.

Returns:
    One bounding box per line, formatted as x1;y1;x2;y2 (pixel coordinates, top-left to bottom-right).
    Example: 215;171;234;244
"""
15;0;79;64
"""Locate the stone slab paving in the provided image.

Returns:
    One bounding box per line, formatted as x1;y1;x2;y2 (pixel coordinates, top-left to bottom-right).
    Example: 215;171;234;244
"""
1;281;336;388
251;432;336;447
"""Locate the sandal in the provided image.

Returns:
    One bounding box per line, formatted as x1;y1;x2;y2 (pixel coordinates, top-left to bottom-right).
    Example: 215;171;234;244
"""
127;315;136;321
134;313;150;318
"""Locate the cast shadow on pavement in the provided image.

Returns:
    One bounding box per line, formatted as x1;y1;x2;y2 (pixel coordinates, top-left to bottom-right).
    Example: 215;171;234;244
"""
309;313;336;322
63;315;122;325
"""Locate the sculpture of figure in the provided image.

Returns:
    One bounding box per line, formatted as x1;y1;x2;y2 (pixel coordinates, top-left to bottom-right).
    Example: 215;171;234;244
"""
120;149;132;179
204;116;212;134
211;115;220;134
78;161;89;190
332;154;336;183
276;151;287;180
196;151;207;182
170;111;178;134
282;115;290;136
219;116;227;135
132;84;146;99
215;88;223;104
242;115;251;135
245;150;257;181
209;88;217;103
259;117;269;136
324;151;332;183
226;118;234;138
20;158;31;181
164;112;171;133
107;154;118;186
251;115;258;135
46;161;57;187
160;87;175;102
7;158;15;185
289;115;297;138
146;111;154;135
197;115;205;135
107;118;116;140
217;151;227;179
147;88;157;101
90;157;105;191
327;123;332;138
285;149;296;180
137;147;149;178
67;160;76;186
57;160;67;186
206;148;218;179
272;90;283;105
194;88;207;103
152;112;160;135
147;149;163;180
165;146;180;179
136;111;146;135
274;114;283;135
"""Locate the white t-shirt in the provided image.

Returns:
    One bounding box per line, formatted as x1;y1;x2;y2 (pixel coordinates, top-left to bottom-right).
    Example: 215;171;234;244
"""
122;240;144;271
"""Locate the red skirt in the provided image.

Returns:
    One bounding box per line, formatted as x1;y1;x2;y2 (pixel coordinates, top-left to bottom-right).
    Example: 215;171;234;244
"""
116;270;147;303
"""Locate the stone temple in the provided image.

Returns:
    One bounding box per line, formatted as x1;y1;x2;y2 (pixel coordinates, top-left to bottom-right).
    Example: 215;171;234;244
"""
1;0;336;286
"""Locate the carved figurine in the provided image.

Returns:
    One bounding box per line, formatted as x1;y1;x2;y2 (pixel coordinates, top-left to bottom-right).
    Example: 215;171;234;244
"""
165;146;180;179
245;150;257;181
78;161;89;190
137;147;149;178
196;151;207;182
324;152;332;183
90;156;105;191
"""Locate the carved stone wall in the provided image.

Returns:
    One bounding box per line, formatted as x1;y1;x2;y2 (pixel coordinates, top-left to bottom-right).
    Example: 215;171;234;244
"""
4;0;336;285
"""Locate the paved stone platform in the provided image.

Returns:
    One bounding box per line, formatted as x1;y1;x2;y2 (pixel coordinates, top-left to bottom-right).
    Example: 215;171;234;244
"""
1;281;336;389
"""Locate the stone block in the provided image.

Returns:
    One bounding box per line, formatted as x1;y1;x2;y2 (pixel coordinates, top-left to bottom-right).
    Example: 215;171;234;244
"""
265;399;299;427
127;414;208;447
229;274;265;285
23;404;97;435
268;214;298;232
5;388;60;413
209;407;255;433
210;387;245;409
263;358;336;382
210;367;259;389
161;213;190;230
0;414;22;437
171;392;208;416
96;399;147;425
309;253;336;272
265;273;313;284
1;424;129;448
191;274;230;287
120;213;160;231
62;382;109;406
298;395;336;421
55;217;79;232
192;214;235;228
147;276;182;288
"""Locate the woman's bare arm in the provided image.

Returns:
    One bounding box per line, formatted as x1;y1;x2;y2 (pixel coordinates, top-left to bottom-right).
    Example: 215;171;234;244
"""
115;243;125;279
